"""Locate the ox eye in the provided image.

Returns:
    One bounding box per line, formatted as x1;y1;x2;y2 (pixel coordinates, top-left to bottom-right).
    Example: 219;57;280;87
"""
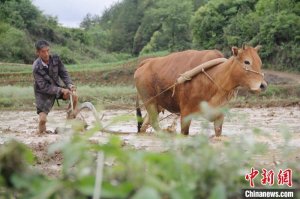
244;60;250;65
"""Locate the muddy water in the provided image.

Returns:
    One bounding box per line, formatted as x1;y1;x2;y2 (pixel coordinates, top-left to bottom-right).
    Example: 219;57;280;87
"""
1;107;300;146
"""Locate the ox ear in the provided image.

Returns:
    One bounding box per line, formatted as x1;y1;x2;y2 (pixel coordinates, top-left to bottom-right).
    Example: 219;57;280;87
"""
254;45;262;52
231;46;239;56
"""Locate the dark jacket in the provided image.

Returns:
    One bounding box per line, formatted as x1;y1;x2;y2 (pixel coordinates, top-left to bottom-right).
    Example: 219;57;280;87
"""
33;55;72;96
32;55;73;114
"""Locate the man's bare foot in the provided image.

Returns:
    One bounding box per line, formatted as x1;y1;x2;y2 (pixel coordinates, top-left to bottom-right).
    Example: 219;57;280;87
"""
36;130;57;135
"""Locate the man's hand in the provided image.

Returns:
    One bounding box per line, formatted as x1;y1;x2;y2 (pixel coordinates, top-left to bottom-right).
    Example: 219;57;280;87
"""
70;85;76;92
68;84;76;92
61;88;71;96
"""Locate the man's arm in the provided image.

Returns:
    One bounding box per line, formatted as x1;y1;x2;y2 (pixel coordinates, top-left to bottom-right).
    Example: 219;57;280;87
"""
57;57;73;89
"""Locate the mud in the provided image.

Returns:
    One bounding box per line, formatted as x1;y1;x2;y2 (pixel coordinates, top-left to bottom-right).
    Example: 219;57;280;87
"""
1;107;300;176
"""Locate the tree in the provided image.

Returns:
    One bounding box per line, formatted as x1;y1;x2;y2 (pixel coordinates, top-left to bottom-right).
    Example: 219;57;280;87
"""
136;0;193;54
191;0;258;50
253;0;300;69
0;0;41;30
80;14;101;30
0;22;33;63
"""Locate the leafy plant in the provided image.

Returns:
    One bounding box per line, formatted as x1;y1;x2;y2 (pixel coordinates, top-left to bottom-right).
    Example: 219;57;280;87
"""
0;108;298;198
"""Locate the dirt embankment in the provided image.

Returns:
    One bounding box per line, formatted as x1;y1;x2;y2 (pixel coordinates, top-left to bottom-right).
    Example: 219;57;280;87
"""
1;61;300;86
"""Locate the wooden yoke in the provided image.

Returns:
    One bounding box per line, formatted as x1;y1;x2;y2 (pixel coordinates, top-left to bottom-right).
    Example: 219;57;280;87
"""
176;58;228;84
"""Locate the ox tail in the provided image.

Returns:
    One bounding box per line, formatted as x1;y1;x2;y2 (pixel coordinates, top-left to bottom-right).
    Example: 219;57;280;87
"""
136;94;143;132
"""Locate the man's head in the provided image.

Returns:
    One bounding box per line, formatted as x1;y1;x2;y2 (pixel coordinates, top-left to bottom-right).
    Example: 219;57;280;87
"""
35;40;50;63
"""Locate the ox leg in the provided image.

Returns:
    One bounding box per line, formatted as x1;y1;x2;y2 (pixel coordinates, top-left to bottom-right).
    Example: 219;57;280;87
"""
180;113;191;135
213;114;224;137
140;113;150;132
146;104;161;132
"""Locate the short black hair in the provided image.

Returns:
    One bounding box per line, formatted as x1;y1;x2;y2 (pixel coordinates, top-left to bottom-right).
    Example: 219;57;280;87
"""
35;40;50;50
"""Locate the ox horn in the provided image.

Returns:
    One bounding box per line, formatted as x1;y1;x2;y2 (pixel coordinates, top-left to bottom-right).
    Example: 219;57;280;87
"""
232;46;239;56
255;45;262;51
242;43;250;50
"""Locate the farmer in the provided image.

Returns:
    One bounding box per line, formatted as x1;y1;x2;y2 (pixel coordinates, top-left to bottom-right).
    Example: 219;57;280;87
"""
33;40;78;134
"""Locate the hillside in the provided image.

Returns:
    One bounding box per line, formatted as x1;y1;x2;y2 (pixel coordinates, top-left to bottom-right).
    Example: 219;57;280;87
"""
0;0;299;71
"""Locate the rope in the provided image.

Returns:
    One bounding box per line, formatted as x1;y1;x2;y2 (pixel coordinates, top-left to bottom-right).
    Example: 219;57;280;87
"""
236;59;264;77
142;83;177;106
201;68;229;93
179;74;192;81
243;65;264;77
159;113;176;122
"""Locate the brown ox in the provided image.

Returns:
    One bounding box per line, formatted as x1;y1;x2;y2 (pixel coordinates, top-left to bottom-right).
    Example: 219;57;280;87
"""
134;45;267;136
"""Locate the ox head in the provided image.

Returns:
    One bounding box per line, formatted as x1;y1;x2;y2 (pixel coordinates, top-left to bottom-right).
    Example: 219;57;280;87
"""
232;45;267;93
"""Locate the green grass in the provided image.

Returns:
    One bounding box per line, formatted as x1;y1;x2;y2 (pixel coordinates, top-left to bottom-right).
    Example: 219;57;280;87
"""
0;63;32;73
67;58;137;72
0;86;34;109
0;60;130;74
77;85;136;108
1;49;299;109
0;84;299;110
0;85;136;110
230;84;300;107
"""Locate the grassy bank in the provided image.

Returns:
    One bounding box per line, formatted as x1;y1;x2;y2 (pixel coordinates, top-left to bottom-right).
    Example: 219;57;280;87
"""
0;51;169;73
0;52;299;109
0;51;170;87
0;84;299;110
230;84;300;107
0;85;136;110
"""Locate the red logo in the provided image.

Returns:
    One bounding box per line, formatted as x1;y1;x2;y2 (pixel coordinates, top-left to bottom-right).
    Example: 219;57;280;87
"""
245;168;293;187
245;167;259;187
277;169;293;187
261;168;275;186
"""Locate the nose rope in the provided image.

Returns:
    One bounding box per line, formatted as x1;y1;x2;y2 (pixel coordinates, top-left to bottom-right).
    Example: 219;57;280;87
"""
243;65;264;77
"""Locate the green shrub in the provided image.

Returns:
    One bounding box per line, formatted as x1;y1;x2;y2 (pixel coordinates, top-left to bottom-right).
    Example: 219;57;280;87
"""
259;85;282;97
0;98;13;107
0;111;298;198
0;22;33;63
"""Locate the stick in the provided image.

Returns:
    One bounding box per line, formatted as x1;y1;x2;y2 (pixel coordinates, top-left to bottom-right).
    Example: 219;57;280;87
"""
70;91;74;113
93;152;104;199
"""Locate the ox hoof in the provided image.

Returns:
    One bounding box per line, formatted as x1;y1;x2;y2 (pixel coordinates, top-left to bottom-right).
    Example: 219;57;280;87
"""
209;135;229;142
137;130;147;134
139;125;149;133
164;127;176;134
